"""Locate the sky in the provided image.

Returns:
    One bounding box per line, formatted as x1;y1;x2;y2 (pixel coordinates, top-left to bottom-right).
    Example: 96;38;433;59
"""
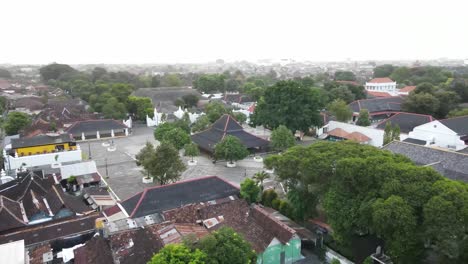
1;0;468;64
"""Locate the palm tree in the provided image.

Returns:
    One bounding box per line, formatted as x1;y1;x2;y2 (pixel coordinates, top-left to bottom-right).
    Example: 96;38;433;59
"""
253;171;270;191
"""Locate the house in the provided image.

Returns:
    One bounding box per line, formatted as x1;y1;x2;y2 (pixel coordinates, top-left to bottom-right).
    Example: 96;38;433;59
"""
383;141;468;182
365;78;397;95
318;121;386;147
376;112;434;134
191;114;270;154
102;176;304;264
66;119;129;141
12;97;45;115
223;93;255;110
0;79;11;90
4;134;82;172
397;86;416;96
349;97;403;123
406;116;468;150
73;235;114;264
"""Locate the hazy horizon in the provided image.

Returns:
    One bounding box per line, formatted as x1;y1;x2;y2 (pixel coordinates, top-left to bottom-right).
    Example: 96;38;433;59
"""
2;0;468;64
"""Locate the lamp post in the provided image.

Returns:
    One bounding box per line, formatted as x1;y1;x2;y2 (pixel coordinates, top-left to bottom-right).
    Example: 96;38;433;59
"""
88;142;92;160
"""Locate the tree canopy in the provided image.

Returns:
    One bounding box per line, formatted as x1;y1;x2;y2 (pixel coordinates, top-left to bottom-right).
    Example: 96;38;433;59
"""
356;109;371;126
162;127;191;150
334;71;356;81
270;125;296;152
148;244;206;264
240;178;261;204
184;142;200;161
328;99;352;122
214;135;249;163
4;111;31;135
250;80;323;132
39;63;77;81
205;101;229;123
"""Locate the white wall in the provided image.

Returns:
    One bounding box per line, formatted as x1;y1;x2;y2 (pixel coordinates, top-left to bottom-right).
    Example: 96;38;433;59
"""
4;149;82;171
328;121;385;147
408;120;466;150
365;82;397;95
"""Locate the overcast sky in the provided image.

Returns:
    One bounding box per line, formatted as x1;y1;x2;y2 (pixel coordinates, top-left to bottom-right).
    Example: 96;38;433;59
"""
1;0;467;64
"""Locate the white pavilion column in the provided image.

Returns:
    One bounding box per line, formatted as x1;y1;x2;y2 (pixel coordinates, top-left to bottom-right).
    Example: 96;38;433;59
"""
96;131;100;139
111;129;115;137
125;128;129;136
81;132;86;141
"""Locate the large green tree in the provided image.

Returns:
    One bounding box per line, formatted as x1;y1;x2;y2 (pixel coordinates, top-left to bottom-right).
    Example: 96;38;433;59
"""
162;127;191;150
356;109;371;126
205;101;229;123
4;111;31;135
214;135;249;163
127;96;153;121
328;99;352;122
270;125;296;152
148;244;206;264
184;142;200;162
39;63;77;81
402;92;440;116
334;71;356;81
240;178;261;204
373;64;395;78
250;80;323;132
191;115;211;133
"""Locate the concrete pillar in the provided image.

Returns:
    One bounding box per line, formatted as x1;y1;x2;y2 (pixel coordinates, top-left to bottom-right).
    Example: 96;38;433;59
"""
14;151;18;158
111;129;115;138
97;131;100;139
81;132;85;141
125;128;129;136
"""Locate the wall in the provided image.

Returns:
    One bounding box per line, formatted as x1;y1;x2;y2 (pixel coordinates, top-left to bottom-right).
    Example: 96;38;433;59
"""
365;82;397;95
257;237;302;264
327;121;385;147
4;149;82;171
16;143;76;157
325;246;355;264
409;120;466;150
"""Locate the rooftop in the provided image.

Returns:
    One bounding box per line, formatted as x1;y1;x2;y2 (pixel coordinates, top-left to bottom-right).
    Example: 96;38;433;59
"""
367;77;394;84
66;119;128;135
11;134;73;149
327;128;371;143
349;97;403;114
376;112;434;134
399;86;416;93
383;141;468;182
439;115;468;136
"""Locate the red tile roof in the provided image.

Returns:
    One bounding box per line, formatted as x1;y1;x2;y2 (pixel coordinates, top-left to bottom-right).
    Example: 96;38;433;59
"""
366;91;393;98
399;86;416;93
368;77;394;83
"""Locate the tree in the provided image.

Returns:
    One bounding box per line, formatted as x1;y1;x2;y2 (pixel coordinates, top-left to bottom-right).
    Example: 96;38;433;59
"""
199;227;256;264
252;171;270;191
182;94;199;108
163;127;191;150
383;122;393;145
0;68;12;79
448;108;468;118
91;67;107;82
393;125;400;141
452;79;468;102
435;90;460;118
329;86;355;103
390;67;410;83
154;123;177;141
194;74;225;93
184;143;200;162
214;135;249;164
246;86;265;101
192;115;211;133
270;125;295;152
402;92;440;116
148;244;206;264
127;96;153;120
373;64;395;78
356;109;371;126
261;189;278;207
250;81;323;132
4;112;31;135
232;112;247;125
205;101;228;123
334;71;356;81
240;178;261;203
102;97;127;119
328;99;352;122
39;63;77;81
142;142;186;185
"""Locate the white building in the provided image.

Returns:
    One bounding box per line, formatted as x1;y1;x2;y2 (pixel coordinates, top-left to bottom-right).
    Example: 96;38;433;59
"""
146;108;165;127
365;77;397;96
407;116;468;150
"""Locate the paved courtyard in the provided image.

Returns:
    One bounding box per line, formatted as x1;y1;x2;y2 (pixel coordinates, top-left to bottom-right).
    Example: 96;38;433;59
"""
85;125;276;201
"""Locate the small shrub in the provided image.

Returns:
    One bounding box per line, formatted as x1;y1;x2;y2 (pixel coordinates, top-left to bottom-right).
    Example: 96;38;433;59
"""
261;189;278;207
271;199;281;210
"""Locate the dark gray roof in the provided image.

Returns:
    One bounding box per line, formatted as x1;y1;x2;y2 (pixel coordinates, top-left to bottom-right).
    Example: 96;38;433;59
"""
66;119;127;135
383;141;468;182
349;97;403;114
439;116;468;136
121;176;239;218
377;113;434;134
191;114;270;153
402;138;427;145
11;134;73;149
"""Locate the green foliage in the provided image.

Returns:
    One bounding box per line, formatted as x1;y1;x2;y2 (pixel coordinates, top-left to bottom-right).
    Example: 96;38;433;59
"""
67;176;76;183
102;97;127;119
250;80;323;132
328;99;352;122
39;63;77;81
0;68;12;79
373;64;395;78
205;101;229;123
214;135;249;163
270;125;296;152
334;71;356;81
261;189;278;207
356;109;371;126
232;112;247;125
128;96;153;120
154;123;177;141
136;142;186;185
184;142;200;161
194;74;226;93
162;127;191;150
199;227;256;264
148;244;206;264
252;171;270;191
402;92;440;116
191;115;211;133
240;178;260;204
4;111;31;135
330;259;341;264
287;187;318;221
245;86;265;101
182;94;200;108
278;200;292;216
448;108;468;118
329;86;355;103
452;79;468;102
271;198;281;210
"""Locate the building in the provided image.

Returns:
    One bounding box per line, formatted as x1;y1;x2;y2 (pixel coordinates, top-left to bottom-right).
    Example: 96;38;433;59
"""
376;112;434;134
102;176;304;264
318;121;384;147
383;141;468;182
191;114;270;154
365;78;397;95
4;134;82;172
397;86;416;96
406;116;468;150
66;119;129;141
349;97;403;123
